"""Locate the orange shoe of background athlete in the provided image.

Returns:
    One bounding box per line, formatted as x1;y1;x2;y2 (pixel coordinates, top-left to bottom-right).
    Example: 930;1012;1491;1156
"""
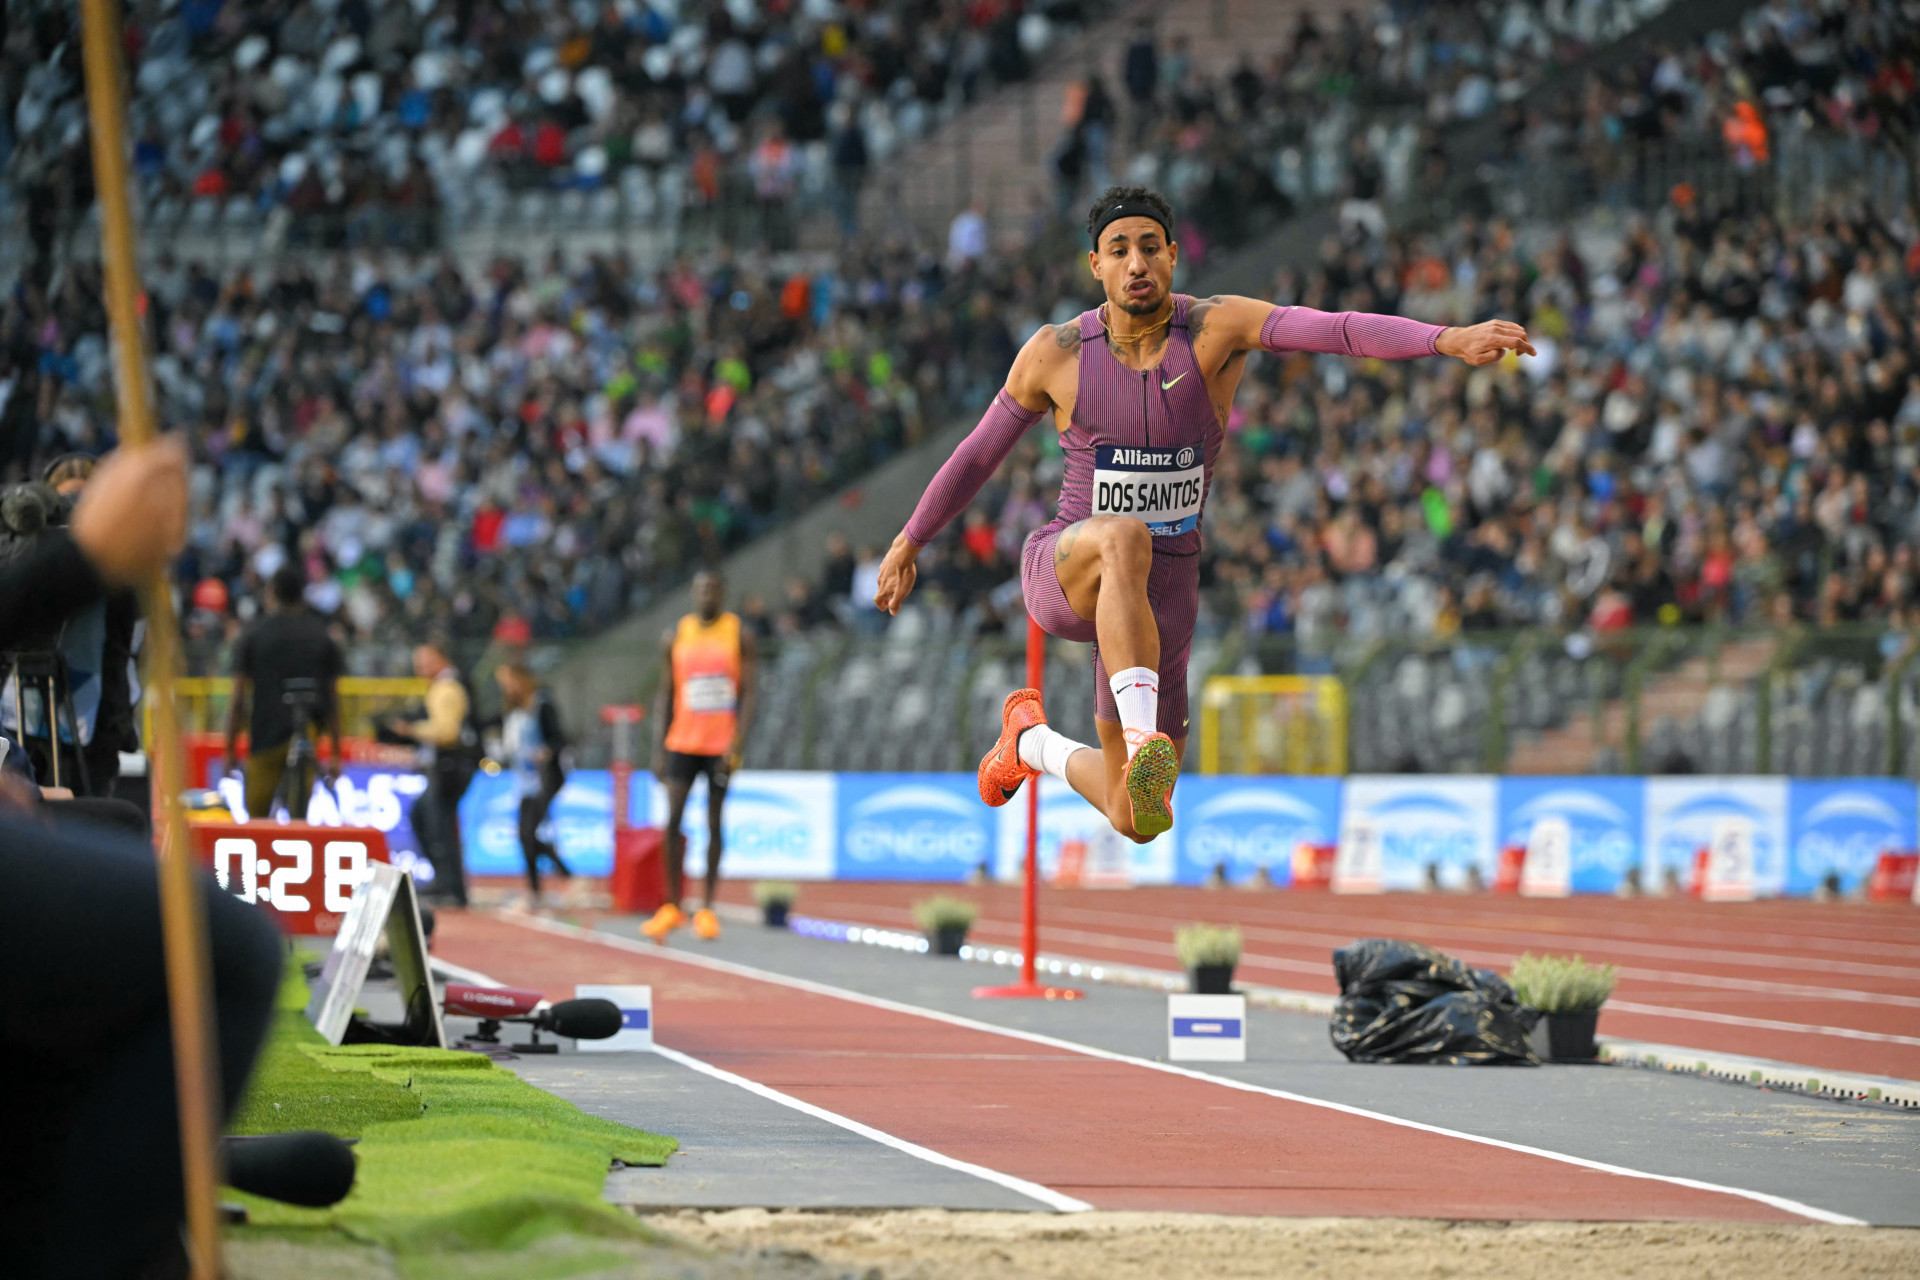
978;688;1045;807
641;902;686;943
692;907;721;941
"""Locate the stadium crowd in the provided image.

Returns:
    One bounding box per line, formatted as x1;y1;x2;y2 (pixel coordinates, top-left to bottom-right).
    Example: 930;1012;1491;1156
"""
0;227;1107;671
883;189;1920;662
4;0;1102;255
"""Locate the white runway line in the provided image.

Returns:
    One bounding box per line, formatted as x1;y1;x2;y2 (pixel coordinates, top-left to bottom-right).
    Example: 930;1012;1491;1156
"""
648;1043;1091;1213
495;909;1868;1227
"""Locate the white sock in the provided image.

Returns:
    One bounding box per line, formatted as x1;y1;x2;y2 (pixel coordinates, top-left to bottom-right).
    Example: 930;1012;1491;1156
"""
1109;666;1160;758
1018;723;1089;781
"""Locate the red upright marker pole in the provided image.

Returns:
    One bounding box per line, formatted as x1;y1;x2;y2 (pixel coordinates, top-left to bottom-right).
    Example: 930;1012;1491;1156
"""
974;614;1083;1000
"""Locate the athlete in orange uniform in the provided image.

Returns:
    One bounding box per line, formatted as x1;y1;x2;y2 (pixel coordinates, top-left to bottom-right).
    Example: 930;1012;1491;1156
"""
644;570;758;941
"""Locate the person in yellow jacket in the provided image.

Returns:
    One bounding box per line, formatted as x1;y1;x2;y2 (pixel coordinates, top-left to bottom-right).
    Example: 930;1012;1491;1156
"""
644;570;757;941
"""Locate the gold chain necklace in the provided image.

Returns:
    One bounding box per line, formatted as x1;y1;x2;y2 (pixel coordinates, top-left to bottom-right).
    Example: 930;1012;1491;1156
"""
1099;302;1171;347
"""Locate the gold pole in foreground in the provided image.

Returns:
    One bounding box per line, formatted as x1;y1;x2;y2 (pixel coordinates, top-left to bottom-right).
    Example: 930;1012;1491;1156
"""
76;2;223;1276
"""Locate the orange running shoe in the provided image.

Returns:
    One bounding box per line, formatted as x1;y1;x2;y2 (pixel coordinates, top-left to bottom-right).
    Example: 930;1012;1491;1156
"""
978;688;1045;807
692;907;721;941
641;902;686;943
1123;731;1179;839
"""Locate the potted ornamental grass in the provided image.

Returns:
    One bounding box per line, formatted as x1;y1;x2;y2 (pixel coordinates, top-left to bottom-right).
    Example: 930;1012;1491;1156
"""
1176;924;1243;994
1510;953;1617;1062
913;896;979;956
753;881;799;928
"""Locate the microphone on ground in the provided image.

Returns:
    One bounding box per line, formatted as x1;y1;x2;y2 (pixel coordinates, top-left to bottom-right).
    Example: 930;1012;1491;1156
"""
223;1131;357;1207
538;998;623;1040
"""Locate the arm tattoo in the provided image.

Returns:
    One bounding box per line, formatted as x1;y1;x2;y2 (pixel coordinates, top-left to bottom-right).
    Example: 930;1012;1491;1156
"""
1053;324;1083;353
1055;521;1083;564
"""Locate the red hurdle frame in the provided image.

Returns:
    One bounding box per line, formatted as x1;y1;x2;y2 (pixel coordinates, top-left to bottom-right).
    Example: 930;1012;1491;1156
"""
973;615;1084;1000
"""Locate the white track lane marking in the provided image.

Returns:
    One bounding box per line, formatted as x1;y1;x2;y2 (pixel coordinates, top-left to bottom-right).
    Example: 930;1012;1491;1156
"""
1033;899;1920;980
649;1044;1092;1213
1605;1001;1920;1048
444;935;1089;1213
493;911;1866;1226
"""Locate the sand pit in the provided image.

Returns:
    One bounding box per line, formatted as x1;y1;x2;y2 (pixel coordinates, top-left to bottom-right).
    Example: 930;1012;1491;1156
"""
659;1209;1920;1280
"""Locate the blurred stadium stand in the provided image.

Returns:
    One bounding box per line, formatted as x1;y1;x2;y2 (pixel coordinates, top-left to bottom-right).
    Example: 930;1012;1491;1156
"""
3;0;1916;778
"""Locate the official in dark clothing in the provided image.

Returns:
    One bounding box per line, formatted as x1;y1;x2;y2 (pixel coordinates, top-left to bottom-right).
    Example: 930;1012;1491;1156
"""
223;566;345;819
0;437;284;1279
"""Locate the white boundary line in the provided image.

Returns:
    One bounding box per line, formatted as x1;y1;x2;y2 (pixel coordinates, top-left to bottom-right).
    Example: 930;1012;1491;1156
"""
648;1043;1092;1213
1606;1000;1920;1048
493;910;1866;1226
442;931;1088;1213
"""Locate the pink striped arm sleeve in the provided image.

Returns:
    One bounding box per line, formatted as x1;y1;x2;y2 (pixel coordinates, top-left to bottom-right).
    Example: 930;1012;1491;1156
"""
1260;305;1445;360
904;389;1046;546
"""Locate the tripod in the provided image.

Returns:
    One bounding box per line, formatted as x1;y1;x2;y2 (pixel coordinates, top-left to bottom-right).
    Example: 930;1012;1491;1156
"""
3;648;93;794
269;679;323;821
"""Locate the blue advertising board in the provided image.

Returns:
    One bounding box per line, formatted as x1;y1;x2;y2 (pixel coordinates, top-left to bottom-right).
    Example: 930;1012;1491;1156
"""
1174;776;1343;885
658;770;838;881
1643;777;1788;895
460;767;651;878
1787;779;1917;896
992;774;1176;885
211;762;435;879
834;773;996;880
1496;777;1644;894
1342;776;1498;891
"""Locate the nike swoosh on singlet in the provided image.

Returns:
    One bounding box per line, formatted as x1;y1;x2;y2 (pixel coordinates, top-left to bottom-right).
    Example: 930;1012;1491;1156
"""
1161;372;1188;390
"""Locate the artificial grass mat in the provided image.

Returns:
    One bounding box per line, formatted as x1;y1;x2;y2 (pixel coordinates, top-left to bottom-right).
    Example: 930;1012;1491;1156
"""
226;965;676;1272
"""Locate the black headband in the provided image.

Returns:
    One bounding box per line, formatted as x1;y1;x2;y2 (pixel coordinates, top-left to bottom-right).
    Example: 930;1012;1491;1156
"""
1091;200;1172;246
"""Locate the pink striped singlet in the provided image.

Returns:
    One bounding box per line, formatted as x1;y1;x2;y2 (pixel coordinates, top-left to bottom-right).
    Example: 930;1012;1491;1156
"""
1022;294;1221;738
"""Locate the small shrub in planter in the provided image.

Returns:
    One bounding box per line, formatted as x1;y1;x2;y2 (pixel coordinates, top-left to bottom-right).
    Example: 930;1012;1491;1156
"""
913;896;979;956
1510;953;1617;1061
1175;924;1243;994
752;881;798;928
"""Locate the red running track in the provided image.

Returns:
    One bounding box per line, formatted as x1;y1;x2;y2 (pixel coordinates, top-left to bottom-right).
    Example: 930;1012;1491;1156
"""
437;910;1808;1221
713;882;1920;1081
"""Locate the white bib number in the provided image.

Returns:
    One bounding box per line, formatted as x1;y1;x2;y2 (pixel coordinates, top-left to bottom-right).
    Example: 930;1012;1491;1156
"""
683;673;737;714
1092;445;1204;536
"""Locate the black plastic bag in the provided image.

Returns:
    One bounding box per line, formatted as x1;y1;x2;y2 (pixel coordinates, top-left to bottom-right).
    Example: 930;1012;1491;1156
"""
1330;938;1539;1065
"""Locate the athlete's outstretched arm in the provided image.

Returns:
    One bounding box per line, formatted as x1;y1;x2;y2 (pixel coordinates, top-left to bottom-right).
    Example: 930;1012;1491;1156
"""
1192;295;1535;367
873;327;1059;615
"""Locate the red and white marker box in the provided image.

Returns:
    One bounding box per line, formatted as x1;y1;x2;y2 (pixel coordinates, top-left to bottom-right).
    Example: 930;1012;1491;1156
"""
193;822;390;935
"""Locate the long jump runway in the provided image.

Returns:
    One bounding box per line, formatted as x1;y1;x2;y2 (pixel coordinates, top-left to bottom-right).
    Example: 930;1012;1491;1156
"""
434;908;1916;1225
727;883;1920;1081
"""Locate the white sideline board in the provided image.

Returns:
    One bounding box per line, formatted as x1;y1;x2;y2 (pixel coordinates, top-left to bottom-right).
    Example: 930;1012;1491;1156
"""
1168;994;1247;1063
574;984;653;1051
1703;815;1757;902
1332;817;1383;893
1520;815;1572;897
305;862;445;1047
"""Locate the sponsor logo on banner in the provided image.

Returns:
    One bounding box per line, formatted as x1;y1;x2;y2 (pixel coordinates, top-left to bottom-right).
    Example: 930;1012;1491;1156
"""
1175;778;1342;886
1787;780;1918;896
995;774;1173;885
835;774;993;880
1341;776;1497;891
460;769;651;878
1497;778;1643;895
1643;777;1787;896
663;770;836;880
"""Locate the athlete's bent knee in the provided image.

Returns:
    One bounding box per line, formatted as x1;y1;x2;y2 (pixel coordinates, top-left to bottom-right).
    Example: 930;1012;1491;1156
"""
1089;515;1153;576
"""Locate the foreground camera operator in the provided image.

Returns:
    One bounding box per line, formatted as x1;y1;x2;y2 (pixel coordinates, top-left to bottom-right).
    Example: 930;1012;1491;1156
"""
222;566;344;820
0;438;283;1279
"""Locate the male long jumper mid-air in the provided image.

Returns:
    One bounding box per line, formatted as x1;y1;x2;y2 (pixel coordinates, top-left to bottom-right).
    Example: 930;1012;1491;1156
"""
874;185;1533;842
